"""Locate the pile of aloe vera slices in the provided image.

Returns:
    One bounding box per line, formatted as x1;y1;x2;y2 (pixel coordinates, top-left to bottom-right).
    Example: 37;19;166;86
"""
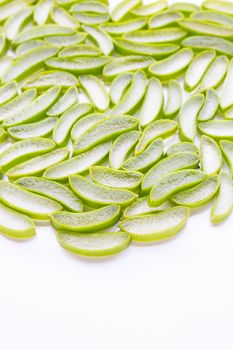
1;0;233;258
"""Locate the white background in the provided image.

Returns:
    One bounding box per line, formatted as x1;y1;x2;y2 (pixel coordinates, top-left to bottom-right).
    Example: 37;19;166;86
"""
1;0;233;349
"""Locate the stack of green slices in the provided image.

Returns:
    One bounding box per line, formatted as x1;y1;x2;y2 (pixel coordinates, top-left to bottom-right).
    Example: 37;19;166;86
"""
0;0;233;258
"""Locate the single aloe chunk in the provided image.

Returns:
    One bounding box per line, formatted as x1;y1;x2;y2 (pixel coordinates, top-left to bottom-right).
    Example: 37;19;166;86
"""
2;46;59;82
100;18;146;35
110;0;140;22
122;138;163;173
71;1;108;14
16;177;83;212
198;89;219;122
103;56;153;80
73;12;109;25
211;171;233;223
139;78;163;126
3;86;60;127
0;181;62;220
69;175;137;208
202;0;233;16
172;175;219;208
182;36;233;56
51;205;121;232
58;0;108;8
135;119;177;153
79;75;109;111
73;115;138;154
0;1;26;23
132;0;168;16
59;44;101;58
200;135;222;175
124;196;172;218
166;142;199;156
114;38;179;58
198;120;233;141
47;86;78;116
109;71;147;115
141;151;200;193
71;113;105;141
90;166;143;190
8;116;57;140
43;142;111;181
34;0;54;25
179;94;204;142
124;27;187;43
53;103;92;146
51;6;79;28
45;33;86;47
109;72;133;105
0;137;55;171
22;70;78;89
184;50;215;92
220;140;233;175
0;56;13;79
15;39;47;56
170;2;199;13
83;25;113;55
120;206;189;242
219;59;233;111
7;148;69;180
0;201;36;239
4;7;33;40
109;130;141;170
164;80;182;118
150;169;206;206
149;10;184;29
56;231;131;257
191;10;233;27
149;48;193;80
0;81;18;106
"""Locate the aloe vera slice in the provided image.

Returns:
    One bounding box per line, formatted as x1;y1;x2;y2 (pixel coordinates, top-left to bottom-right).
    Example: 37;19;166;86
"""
0;1;26;23
71;1;108;14
120;206;189;242
73;12;109;25
211;171;233;223
202;0;233;16
150;169;206;206
90;166;142;190
73;115;138;154
219;59;233;111
164;80;182;118
179;94;204;142
220;140;233;175
109;130;141;170
179;19;233;39
101;18;146;35
53;103;92;146
124;27;187;44
69;175;137;208
0;56;13;79
166;142;199;156
191;10;233;27
135;119;177;153
83;25;113;55
149;48;193;80
0;181;62;220
56;231;131;257
198;120;233;141
15;39;47;56
182;36;233;56
184;50;215;92
141;152;200;193
109;71;147;115
124;196;172;218
79;75;109;111
59;44;101;58
109;72;133;105
198;89;219;122
8;116;57;140
200;135;222;175
16;177;83;212
3;86;60;127
149;10;184;29
132;1;168;17
0;137;55;171
110;0;140;22
103;56;153;80
45;33;86;47
122;138;163;173
47;86;78;116
34;0;54;25
170;2;199;14
22;70;78;89
51;205;120;232
0;81;18;106
43;142;111;180
71;113;105;142
172;175;219;208
139;78;163;126
4;7;33;40
51;6;79;28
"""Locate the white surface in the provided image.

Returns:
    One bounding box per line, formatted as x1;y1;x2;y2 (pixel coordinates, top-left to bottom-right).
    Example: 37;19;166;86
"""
1;1;233;349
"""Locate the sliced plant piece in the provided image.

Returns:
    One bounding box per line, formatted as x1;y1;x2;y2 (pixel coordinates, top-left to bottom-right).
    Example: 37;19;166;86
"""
191;10;233;27
135;119;177;153
179;19;233;39
109;72;133;105
47;86;78;116
43;142;111;181
211;171;233;223
198;89;219;122
16;177;83;212
4;7;33;40
124;27;187;44
50;6;79;28
0;181;62;220
0;137;55;171
0;81;18;106
202;0;233;16
219;59;233;111
122;138;163;173
149;48;193;80
51;205;121;232
182;35;233;56
170;2;199;14
3;86;61;127
79;75;109;111
198;120;233;141
109;130;141;170
150;169;206;206
22;70;78;89
200;135;222;175
71;1;108;14
172;175;219;208
220;140;233;175
164;80;182;118
110;0;140;22
100;18;146;35
83;25;113;55
71;113;105;142
132;1;168;17
90;166;143;190
56;230;131;257
166;142;199;156
139;78;163;126
0;56;13;79
69;175;137;208
120;206;189;242
15;39;47;56
34;0;54;25
73;115;138;154
0;201;36;240
0;1;26;23
124;196;172;218
73;12;109;25
109;71;147;115
59;44;101;58
53;103;92;146
179;94;204;142
149;10;184;29
45;33;86;47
